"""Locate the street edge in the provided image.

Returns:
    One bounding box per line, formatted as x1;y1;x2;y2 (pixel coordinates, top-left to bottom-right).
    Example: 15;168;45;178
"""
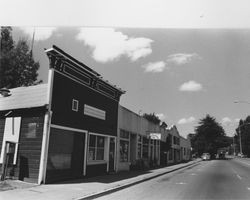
77;160;201;200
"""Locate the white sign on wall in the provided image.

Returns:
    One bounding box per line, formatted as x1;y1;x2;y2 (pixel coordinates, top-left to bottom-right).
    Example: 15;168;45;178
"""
150;133;161;140
0;117;21;164
84;104;106;120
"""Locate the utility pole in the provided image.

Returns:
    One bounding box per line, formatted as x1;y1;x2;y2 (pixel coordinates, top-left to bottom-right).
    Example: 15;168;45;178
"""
232;136;235;156
239;128;243;155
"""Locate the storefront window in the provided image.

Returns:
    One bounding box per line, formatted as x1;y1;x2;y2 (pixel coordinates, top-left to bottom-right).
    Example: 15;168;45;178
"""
120;140;129;162
47;129;74;170
137;135;142;159
120;129;130;162
143;137;149;158
138;143;142;159
169;148;173;160
120;129;129;139
138;135;142;143
88;135;105;161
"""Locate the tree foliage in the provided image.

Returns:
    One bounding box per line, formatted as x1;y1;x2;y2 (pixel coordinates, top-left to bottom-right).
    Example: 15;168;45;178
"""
192;114;229;157
0;26;41;89
235;116;250;157
143;113;161;125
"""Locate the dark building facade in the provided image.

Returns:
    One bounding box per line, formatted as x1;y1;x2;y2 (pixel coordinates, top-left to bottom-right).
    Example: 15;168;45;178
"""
44;46;124;183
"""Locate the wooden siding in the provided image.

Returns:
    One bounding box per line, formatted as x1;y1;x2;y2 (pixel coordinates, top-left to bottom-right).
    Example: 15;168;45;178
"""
51;71;119;137
15;114;44;183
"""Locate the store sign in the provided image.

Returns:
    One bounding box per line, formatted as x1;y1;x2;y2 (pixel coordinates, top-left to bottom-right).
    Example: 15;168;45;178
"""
149;133;161;140
84;104;106;120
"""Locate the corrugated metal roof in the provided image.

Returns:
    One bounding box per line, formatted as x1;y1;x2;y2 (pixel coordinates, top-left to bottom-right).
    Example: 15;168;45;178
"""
0;83;48;111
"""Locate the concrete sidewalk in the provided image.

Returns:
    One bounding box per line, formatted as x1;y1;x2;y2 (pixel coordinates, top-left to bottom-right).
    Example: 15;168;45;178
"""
0;159;201;200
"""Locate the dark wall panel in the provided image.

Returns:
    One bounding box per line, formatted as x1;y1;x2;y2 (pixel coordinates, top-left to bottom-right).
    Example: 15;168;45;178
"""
86;164;107;177
51;72;119;136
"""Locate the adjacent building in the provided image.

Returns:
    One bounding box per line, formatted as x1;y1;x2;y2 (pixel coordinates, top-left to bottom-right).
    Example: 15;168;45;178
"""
117;106;166;171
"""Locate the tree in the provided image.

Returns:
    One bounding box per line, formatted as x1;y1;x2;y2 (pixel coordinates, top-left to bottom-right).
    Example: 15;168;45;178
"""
0;26;41;89
143;113;161;125
193;114;229;158
236;116;250;157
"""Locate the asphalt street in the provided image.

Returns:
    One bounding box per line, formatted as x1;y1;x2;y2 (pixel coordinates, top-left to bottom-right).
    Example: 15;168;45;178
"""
96;158;250;200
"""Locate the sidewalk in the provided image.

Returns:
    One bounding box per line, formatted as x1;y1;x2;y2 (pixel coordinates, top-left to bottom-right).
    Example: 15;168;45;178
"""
0;159;201;200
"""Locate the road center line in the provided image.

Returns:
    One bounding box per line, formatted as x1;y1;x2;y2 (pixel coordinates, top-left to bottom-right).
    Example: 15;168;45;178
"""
237;174;242;180
231;168;237;174
236;160;250;166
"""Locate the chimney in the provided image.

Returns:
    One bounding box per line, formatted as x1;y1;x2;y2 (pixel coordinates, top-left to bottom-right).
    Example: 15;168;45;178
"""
0;88;11;97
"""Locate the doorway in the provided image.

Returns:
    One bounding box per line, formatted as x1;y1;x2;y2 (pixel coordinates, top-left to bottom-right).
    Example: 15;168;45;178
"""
109;138;115;172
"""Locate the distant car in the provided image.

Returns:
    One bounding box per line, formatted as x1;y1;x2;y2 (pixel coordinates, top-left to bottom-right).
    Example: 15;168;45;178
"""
238;153;246;158
202;153;211;161
218;152;226;159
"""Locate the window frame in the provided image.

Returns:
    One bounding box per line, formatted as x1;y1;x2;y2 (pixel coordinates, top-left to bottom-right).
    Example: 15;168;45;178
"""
88;134;105;162
72;99;79;112
119;129;130;162
137;134;143;159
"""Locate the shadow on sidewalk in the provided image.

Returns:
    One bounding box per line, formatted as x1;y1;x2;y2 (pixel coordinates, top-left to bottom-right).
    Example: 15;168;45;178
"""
50;170;152;185
49;160;198;185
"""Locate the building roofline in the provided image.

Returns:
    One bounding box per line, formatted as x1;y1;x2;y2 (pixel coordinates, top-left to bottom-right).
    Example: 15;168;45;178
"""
45;45;125;94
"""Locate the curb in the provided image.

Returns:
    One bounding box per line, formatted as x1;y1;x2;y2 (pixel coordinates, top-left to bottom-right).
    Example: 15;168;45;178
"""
77;160;201;200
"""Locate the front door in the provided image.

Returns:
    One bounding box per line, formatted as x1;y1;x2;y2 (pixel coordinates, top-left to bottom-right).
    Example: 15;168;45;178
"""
109;138;115;172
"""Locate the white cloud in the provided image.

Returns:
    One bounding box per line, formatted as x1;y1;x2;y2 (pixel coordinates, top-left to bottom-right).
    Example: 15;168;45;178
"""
156;113;166;121
221;117;232;126
142;61;166;73
166;53;200;65
20;27;56;41
235;118;240;123
221;117;241;126
76;28;153;63
179;80;203;92
178;117;196;125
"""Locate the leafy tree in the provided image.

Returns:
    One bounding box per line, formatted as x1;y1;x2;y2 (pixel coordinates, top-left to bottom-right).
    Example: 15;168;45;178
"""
193;114;229;158
0;26;41;89
143;113;161;125
236;116;250;157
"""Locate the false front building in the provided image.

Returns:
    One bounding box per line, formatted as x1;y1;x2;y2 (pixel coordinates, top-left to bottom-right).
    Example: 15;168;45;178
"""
0;45;124;183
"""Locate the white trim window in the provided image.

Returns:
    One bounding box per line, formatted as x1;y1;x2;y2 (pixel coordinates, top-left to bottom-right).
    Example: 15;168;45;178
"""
88;135;105;161
119;129;130;162
143;136;149;159
72;99;79;112
137;135;142;159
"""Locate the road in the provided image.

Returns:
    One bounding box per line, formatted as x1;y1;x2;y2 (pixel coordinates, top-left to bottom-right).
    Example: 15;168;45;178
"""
96;158;250;200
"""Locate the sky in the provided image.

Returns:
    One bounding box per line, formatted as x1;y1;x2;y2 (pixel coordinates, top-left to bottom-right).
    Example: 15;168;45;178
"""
2;0;250;138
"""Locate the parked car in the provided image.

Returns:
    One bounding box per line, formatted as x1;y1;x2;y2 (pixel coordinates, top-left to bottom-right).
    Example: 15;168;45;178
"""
202;153;211;161
238;153;246;158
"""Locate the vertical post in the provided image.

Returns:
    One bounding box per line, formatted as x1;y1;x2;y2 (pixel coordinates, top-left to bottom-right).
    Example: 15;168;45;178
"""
106;137;110;173
38;67;54;184
1;143;7;181
83;132;88;176
232;136;235;156
38;111;51;184
239;128;243;155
